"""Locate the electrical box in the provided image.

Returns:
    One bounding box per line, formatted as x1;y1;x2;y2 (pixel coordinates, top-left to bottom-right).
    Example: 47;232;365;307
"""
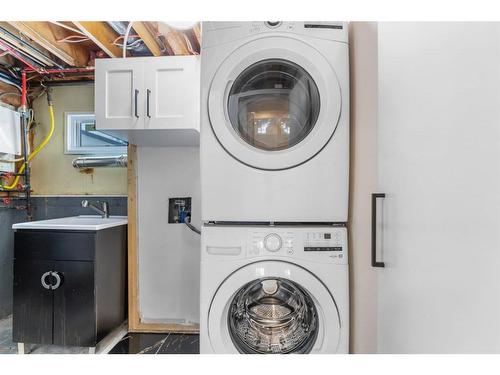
168;197;192;224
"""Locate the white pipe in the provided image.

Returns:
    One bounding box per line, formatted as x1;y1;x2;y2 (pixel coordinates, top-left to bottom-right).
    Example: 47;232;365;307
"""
123;22;134;58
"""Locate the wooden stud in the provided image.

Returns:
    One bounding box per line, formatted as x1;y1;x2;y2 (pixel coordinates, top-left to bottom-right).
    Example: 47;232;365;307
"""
133;22;162;57
127;144;140;331
72;22;122;58
7;21;89;67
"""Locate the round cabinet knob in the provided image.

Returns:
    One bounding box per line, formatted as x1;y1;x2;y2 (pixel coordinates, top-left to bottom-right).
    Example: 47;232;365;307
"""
264;233;282;252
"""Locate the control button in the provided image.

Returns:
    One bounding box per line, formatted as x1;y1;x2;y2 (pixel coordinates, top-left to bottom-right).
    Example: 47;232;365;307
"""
287;248;294;255
265;21;282;28
264;233;282;252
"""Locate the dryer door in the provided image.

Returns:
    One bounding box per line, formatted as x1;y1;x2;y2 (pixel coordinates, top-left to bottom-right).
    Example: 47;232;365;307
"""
207;261;341;354
208;37;342;170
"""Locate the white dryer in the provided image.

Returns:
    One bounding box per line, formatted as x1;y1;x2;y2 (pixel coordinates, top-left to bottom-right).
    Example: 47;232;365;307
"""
200;225;349;354
200;21;349;223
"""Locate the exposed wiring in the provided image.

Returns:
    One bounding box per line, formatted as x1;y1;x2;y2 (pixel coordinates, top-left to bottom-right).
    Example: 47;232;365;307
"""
113;35;144;50
56;35;90;44
184;216;201;235
123;21;134;58
0;75;21;91
1;92;54;190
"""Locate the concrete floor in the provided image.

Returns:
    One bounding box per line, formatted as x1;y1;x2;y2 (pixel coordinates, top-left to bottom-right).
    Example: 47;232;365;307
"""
0;316;90;354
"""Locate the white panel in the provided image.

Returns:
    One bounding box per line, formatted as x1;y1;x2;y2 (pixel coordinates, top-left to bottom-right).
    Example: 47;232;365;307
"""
106;70;133;118
137;147;201;324
377;23;500;353
145;56;200;131
0;105;21;155
95;58;143;130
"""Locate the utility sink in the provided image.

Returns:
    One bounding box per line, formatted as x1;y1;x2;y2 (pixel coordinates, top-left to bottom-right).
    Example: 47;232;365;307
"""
12;215;128;231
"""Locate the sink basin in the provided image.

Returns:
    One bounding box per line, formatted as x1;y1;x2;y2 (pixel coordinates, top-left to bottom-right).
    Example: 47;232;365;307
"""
12;215;128;231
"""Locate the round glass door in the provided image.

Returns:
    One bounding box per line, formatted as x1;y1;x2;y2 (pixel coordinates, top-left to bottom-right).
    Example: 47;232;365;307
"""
208;37;342;170
228;277;318;354
227;59;320;151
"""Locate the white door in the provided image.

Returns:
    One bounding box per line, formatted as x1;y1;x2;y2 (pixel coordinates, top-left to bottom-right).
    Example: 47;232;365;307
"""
95;58;144;130
208;37;342;170
375;23;500;353
144;56;200;130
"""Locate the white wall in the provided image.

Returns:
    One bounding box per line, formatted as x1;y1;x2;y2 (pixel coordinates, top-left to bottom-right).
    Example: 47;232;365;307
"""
137;146;201;324
348;22;379;354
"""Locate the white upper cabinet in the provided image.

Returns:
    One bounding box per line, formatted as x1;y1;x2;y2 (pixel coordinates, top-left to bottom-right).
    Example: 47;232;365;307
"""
144;57;199;130
95;56;200;146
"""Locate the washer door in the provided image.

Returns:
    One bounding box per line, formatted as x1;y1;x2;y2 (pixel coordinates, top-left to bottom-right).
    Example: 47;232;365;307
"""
207;261;341;354
208;37;342;170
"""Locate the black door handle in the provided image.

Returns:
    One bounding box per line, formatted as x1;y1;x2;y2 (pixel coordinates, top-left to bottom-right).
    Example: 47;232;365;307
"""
134;89;139;118
371;193;386;268
146;89;151;118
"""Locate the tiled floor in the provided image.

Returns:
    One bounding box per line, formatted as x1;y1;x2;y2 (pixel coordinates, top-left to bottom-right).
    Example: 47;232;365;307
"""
110;333;199;354
0;316;199;354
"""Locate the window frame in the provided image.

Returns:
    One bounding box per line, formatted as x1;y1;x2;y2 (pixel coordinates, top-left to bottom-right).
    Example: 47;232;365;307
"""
64;111;128;155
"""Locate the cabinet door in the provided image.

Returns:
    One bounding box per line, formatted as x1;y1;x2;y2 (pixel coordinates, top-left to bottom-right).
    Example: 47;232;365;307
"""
143;56;200;130
12;259;53;344
376;23;500;353
52;261;96;347
95;58;144;130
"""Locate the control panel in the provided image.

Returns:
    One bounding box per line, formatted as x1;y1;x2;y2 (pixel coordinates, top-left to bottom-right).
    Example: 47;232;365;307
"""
246;227;347;264
202;21;349;49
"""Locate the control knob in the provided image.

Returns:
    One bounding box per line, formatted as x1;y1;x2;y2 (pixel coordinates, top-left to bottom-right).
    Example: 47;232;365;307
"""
264;233;282;252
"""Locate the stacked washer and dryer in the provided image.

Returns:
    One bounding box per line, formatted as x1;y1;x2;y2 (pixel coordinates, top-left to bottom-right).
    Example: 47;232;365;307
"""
199;21;350;354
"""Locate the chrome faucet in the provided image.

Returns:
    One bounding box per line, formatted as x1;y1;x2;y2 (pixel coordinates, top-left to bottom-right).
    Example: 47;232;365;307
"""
81;200;109;218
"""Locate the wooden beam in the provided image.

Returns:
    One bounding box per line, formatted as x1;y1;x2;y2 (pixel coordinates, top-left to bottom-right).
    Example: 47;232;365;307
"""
133;22;162;57
127;144;140;331
0;22;57;67
73;22;122;58
193;23;201;47
7;21;89;67
156;23;191;55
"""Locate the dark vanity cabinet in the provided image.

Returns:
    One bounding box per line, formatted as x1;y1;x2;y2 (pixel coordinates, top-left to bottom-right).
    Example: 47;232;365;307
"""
12;225;127;347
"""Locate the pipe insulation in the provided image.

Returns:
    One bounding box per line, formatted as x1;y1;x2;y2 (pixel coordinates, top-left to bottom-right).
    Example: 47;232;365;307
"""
72;154;127;169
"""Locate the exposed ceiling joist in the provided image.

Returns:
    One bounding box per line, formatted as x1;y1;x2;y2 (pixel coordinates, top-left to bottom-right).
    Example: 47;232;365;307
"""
72;22;122;58
132;22;162;57
0;23;58;67
156;23;190;55
7;21;89;67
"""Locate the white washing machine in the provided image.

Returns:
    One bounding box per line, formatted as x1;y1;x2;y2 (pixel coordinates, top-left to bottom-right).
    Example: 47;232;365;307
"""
200;21;349;223
200;225;349;354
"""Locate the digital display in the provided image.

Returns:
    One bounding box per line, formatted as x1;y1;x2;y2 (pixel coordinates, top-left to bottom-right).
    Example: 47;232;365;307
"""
304;24;343;30
324;233;331;239
304;246;342;252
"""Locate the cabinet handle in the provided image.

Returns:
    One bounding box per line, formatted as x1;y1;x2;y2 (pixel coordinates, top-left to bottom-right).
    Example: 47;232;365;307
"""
146;89;151;118
371;193;386;268
41;271;52;290
51;271;62;290
134;89;139;118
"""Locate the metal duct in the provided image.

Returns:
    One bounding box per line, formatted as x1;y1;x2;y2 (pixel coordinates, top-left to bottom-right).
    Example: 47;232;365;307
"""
72;154;127;169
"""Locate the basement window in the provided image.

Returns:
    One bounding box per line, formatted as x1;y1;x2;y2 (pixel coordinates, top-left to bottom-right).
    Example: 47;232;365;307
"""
64;112;127;155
